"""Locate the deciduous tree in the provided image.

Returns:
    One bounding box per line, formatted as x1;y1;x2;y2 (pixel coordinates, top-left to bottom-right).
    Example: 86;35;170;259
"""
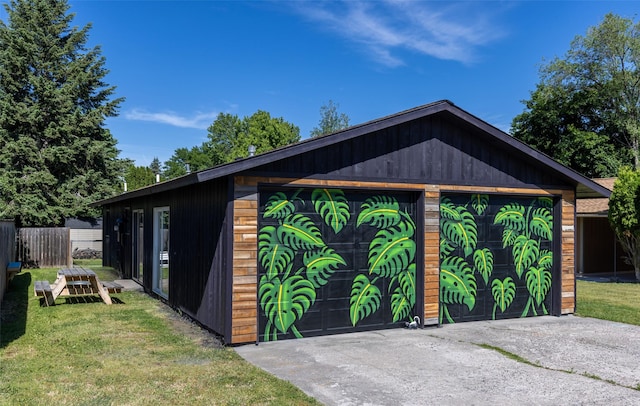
0;0;124;226
608;167;640;280
310;100;350;138
512;13;640;177
163;111;300;179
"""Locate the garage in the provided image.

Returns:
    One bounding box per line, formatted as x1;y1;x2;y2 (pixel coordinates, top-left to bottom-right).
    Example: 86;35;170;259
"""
257;187;420;341
97;100;610;344
439;193;555;323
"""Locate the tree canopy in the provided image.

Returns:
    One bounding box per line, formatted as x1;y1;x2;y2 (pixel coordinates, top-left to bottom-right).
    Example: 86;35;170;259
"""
511;13;640;178
310;100;350;137
0;0;124;226
608;167;640;280
163;110;300;178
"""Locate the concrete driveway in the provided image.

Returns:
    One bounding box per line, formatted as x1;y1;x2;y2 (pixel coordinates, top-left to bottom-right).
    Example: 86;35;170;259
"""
235;316;640;405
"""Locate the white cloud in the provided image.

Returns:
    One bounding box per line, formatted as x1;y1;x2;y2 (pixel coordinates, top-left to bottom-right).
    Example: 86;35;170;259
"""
125;109;218;130
293;0;506;67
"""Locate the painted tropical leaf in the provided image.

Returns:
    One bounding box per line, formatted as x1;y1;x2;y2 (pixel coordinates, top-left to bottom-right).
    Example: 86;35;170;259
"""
264;192;297;219
502;228;518;248
277;213;325;250
440;205;477;257
398;263;417;304
349;274;382;326
538;249;553;270
473;248;494;285
538;196;554;208
356;195;401;229
440;197;462;221
259;273;316;334
311;188;350;234
491;277;516;313
494;203;526;233
258;226;294;281
512;235;540;278
525;266;552;306
303;246;346;288
440;256;477;311
440;237;455;259
471;194;489;216
390;286;413;322
368;221;416;278
529;207;553;241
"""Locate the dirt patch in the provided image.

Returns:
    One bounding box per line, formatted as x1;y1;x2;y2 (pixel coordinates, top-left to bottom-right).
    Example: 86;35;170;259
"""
155;303;224;349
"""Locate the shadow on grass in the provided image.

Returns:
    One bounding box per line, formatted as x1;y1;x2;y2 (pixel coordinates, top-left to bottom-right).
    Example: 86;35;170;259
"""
0;272;31;348
60;296;125;305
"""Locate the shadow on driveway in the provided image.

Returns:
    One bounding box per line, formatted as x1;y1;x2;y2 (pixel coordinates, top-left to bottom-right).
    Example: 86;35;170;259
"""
236;316;640;405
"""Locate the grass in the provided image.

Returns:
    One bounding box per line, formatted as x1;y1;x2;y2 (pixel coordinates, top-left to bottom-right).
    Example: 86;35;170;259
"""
576;280;640;326
0;267;319;406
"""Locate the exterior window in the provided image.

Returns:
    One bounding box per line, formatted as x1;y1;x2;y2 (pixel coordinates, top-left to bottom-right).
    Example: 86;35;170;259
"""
153;207;169;298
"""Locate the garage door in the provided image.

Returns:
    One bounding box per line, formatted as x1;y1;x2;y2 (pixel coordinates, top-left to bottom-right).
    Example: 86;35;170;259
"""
439;193;555;323
258;187;419;341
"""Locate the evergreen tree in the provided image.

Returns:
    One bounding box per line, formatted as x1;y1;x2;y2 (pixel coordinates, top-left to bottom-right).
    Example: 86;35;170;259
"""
0;0;124;226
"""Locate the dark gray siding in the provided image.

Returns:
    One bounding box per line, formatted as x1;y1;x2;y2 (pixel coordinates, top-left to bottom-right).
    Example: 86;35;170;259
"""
102;177;230;338
250;113;563;189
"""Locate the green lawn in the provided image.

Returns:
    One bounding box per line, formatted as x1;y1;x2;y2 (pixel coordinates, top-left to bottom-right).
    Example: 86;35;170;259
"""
0;267;319;406
576;279;640;326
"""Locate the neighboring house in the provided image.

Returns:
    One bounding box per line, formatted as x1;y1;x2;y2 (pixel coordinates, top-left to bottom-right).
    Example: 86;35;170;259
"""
576;178;633;275
94;100;609;345
65;218;103;254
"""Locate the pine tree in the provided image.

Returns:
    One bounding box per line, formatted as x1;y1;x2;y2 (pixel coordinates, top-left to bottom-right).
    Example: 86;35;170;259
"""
0;0;124;226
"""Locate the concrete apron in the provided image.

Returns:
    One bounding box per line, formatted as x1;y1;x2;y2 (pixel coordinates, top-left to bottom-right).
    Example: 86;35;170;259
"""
235;315;640;405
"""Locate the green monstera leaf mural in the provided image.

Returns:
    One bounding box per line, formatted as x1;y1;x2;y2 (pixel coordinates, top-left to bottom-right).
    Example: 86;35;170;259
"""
529;207;553;241
368;220;416;278
258;226;295;281
440;237;455;259
512;235;540;278
440;202;477;257
311;188;350;234
263;191;301;219
471;194;489;216
440;256;477;323
356;195;402;229
491;277;516;319
473;248;494;285
390;263;416;322
303;246;346;288
538;249;553;270
350;274;382;326
259;266;316;340
525;266;552;308
277;213;326;250
494;203;527;233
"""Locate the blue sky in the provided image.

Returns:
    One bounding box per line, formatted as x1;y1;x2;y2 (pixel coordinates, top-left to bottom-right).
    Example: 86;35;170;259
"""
38;1;640;166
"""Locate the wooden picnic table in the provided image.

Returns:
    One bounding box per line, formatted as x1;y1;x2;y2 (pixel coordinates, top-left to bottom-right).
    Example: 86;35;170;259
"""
34;267;122;306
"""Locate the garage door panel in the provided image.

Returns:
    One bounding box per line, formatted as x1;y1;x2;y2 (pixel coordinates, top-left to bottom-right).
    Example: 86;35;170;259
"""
440;193;554;323
258;188;419;341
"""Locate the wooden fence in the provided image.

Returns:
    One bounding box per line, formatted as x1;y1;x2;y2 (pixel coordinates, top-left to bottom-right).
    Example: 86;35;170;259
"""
0;220;17;303
17;228;72;268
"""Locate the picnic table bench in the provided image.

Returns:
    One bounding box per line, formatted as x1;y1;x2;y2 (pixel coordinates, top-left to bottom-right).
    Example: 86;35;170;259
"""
33;268;122;306
6;261;22;282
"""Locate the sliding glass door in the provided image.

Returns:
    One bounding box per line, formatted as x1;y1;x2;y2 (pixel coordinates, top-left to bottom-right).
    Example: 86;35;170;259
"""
153;207;170;298
132;210;144;283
